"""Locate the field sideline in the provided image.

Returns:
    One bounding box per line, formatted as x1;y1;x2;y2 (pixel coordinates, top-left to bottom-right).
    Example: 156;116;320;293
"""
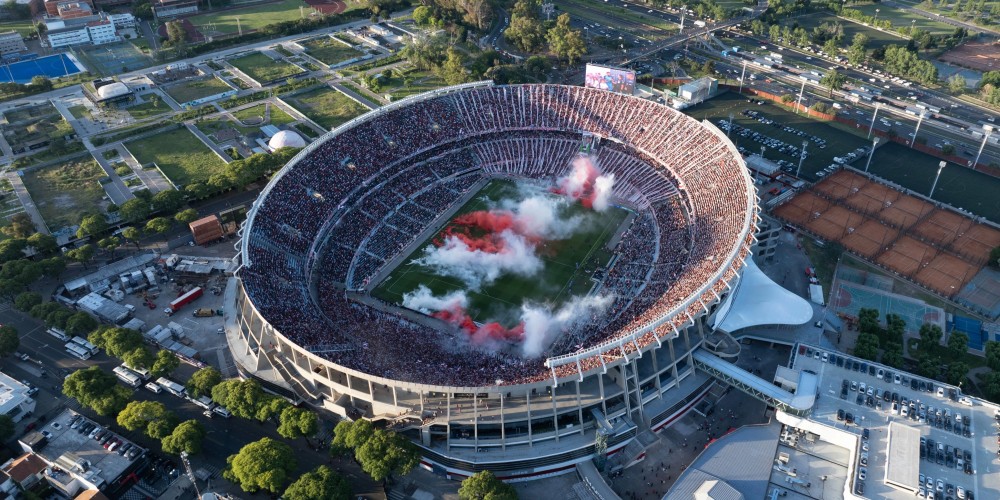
373;179;628;326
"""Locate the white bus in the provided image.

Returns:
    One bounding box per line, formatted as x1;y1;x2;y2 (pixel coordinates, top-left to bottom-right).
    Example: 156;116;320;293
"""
124;364;150;380
47;328;69;341
155;377;186;397
65;343;92;360
113;366;142;387
70;336;100;355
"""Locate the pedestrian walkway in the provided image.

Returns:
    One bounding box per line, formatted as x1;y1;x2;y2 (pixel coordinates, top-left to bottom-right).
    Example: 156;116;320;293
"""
4;172;49;235
91;147;135;205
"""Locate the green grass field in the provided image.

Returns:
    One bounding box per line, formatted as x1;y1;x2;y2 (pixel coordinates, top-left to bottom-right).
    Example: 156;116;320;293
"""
0;20;37;37
286;86;367;130
187;0;314;35
302;37;363;66
21;158;108;231
128;128;226;186
128;98;170;120
373;180;629;325
232;103;295;126
852;141;1000;223
793;12;907;49
379;68;448;101
684;92;870;179
851;4;957;35
228;53;302;83
163;77;232;104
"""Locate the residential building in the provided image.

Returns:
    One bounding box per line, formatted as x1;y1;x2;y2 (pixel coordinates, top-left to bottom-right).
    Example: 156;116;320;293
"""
0;453;46;491
0;31;27;56
0;373;36;423
42;0;92;17
45;13;121;48
56;1;94;19
108;12;135;30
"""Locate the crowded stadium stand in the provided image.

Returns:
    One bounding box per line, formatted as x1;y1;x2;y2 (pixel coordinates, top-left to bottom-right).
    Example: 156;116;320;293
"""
227;82;759;479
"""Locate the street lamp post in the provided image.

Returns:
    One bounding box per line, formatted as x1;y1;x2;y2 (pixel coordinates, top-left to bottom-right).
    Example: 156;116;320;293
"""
929;161;946;198
868;102;881;139
874;8;880;27
738;60;748;95
973;125;994;168
796;140;809;178
795;78;806;114
911;111;926;148
864;137;880;173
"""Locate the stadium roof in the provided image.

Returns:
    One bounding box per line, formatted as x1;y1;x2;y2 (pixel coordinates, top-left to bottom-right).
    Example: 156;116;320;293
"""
711;256;813;332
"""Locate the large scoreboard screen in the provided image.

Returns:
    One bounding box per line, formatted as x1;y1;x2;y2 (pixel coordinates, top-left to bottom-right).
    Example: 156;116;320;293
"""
584;64;636;95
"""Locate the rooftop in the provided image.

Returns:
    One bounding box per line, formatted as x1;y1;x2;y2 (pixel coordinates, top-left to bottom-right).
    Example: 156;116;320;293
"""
31;410;144;489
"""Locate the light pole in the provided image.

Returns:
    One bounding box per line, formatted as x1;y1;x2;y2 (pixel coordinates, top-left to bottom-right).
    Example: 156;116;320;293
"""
864;137;880;173
738;60;747;95
930;161;946;198
796;140;809;178
795;78;806;114
727;112;734;139
973;125;994;168
911;110;926;148
874;8;880;27
868;102;881;139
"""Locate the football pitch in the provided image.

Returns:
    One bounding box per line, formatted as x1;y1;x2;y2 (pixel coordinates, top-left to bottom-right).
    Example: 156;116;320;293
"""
372;180;629;326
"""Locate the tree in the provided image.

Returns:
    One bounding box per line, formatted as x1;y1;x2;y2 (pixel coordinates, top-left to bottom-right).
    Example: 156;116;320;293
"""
990;246;1000;270
211;378;268;420
151;349;180;378
986;341;1000;371
948;73;967;93
332;420;419;482
117;401;178;439
151;189;185;213
504;0;545;52
65;312;98;336
459;471;517;500
63;367;131;416
40;256;66;278
820;69;846;98
256;396;292;423
412;5;432;25
1;213;33;239
122;226;142;249
89;326;143;358
145;217;173;236
284;465;352;500
945;361;969;386
26;233;57;255
278;407;319;442
947;332;969;360
854;333;879;361
224;438;297;494
97;236;122;258
916;353;940;379
186;367;222;399
858;308;880;336
122;346;155;370
0;325;18;357
847;33;868;66
175;209;199;224
0;239;27;264
823;38;840;58
885;313;905;344
546;13;587;64
918;323;944;355
119;199;151;223
162;420;205;455
881;342;904;368
440;48;469;86
66;244;96;269
0;415;13;442
13;292;41;312
76;214;108;239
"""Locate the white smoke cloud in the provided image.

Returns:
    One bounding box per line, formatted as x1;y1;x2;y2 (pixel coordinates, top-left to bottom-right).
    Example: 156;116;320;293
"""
401;285;467;314
519;294;615;357
591;173;616;212
412;229;543;289
505;195;589;240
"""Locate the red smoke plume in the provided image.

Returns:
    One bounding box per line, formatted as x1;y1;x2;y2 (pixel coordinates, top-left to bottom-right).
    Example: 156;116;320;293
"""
433;306;525;342
434;209;543;254
553;157;603;209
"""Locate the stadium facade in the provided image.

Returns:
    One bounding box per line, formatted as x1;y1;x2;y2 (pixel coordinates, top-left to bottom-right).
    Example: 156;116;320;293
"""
226;82;775;480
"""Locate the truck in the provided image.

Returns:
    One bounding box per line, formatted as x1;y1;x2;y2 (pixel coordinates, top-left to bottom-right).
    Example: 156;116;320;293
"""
156;377;187;397
169;287;203;313
193;308;218;317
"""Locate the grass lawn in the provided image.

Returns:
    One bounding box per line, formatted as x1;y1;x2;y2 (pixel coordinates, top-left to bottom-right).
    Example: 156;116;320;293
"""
128;128;226;186
302;37;363;66
286;87;367;130
128;98;170;120
851;4;957;35
229;53;302;83
232;103;295;126
67;105;89;120
163;77;232;104
793;12;906;49
187;0;315;35
0;20;37;37
850;141;1000;223
684;92;870;179
379;68;448;101
372;180;628;325
20;158;108;231
555;0;678;40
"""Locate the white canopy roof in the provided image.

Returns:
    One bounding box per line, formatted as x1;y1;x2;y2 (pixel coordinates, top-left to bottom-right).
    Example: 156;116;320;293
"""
711;256;813;332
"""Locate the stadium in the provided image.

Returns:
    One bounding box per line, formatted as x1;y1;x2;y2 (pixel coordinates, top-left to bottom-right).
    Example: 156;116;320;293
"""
226;82;770;480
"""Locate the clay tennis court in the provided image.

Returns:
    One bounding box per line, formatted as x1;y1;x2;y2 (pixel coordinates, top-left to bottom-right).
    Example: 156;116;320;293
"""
303;0;346;14
773;169;1000;298
939;39;1000;73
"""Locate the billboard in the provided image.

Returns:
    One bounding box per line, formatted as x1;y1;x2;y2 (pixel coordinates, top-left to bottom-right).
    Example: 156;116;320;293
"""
584;64;636;95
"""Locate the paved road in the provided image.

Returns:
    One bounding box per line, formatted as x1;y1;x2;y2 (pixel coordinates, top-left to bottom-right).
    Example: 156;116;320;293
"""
92;148;135;205
4;171;49;235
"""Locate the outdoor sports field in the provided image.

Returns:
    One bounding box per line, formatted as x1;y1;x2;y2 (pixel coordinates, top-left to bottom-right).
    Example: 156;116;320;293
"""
373;180;629;326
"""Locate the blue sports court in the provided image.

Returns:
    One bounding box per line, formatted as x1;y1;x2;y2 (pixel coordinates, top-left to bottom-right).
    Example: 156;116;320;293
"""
0;54;82;84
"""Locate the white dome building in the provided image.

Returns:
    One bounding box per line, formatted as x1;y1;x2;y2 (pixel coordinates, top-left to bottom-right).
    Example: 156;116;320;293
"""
96;82;130;100
268;130;306;150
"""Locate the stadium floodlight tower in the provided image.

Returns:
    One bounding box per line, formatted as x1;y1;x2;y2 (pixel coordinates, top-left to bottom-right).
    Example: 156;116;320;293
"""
738;60;748;95
867;102;881;139
796;141;809;178
973;124;994;168
864;137;880;173
795;77;807;114
930;161;947;198
911;110;927;148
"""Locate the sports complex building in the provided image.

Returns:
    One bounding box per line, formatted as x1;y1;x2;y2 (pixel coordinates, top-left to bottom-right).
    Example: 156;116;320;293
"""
224;82;816;480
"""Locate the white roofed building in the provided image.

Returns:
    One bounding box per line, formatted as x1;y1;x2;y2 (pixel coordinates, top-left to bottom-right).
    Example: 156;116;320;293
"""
268;130;306;150
0;373;36;423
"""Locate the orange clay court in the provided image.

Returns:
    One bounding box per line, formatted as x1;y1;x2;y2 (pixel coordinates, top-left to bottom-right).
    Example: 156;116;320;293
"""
774;170;1000;298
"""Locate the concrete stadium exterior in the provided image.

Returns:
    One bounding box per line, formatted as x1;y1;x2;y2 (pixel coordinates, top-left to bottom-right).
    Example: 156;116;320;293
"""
225;82;759;481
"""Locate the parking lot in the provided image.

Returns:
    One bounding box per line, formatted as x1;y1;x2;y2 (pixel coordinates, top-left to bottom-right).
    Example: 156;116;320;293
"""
793;344;1000;500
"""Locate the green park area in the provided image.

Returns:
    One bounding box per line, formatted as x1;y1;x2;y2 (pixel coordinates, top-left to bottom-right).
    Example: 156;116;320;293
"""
852;4;958;35
128;128;226;186
302;37;363;66
229;53;303;84
187;0;316;35
21;157;108;231
285;87;367;130
793;12;907;49
163;77;232;105
554;0;678;41
0;20;37;37
128;97;170;120
232;103;295;126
